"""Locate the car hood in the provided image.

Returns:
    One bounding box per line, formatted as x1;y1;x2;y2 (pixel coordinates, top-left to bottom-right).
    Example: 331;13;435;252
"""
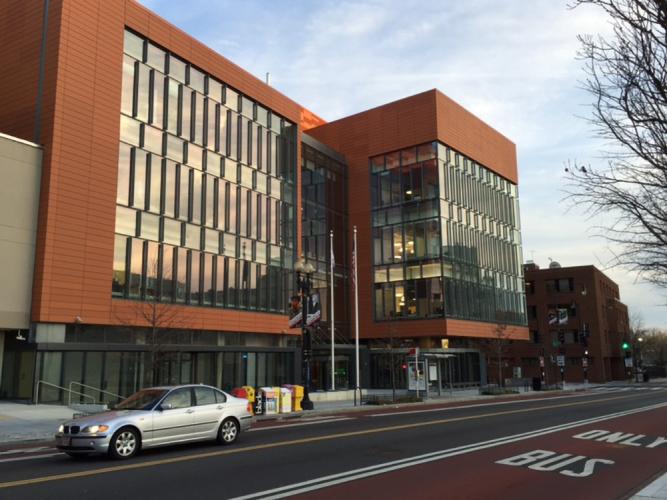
61;409;148;427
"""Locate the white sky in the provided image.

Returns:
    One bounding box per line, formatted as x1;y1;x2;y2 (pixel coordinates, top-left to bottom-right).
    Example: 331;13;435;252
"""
140;0;666;328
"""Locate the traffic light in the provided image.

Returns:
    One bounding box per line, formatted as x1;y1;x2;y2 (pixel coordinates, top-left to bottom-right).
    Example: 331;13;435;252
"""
622;341;631;351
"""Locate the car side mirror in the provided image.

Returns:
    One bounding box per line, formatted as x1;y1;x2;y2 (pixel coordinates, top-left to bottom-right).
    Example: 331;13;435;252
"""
160;403;173;411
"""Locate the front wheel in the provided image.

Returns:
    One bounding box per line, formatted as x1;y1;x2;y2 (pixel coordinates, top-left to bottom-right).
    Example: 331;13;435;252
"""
217;418;239;445
108;427;140;459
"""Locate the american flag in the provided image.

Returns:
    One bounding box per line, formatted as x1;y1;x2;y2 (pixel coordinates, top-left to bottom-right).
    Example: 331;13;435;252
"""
352;227;358;288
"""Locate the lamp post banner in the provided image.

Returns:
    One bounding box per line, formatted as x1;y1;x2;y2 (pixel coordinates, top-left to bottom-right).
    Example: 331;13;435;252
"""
306;293;321;327
288;295;302;328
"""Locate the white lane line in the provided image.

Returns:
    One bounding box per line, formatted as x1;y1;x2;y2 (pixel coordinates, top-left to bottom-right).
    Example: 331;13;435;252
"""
233;401;667;500
0;453;62;464
0;447;54;456
250;418;354;432
365;391;615;417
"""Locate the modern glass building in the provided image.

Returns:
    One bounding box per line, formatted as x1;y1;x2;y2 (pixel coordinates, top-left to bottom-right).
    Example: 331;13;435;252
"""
0;0;527;401
370;142;524;325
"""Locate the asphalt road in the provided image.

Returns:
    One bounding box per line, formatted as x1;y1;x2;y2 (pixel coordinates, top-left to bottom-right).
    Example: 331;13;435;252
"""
1;386;666;499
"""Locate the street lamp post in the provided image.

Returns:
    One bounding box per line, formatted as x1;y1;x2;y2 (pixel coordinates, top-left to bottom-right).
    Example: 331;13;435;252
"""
295;257;315;410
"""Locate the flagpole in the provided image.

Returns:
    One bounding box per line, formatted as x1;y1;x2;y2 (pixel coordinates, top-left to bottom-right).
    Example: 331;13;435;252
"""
353;226;360;405
330;229;335;392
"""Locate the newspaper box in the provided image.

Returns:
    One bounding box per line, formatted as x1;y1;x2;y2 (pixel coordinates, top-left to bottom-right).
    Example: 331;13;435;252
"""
283;384;304;412
241;386;256;415
279;387;292;413
259;387;278;415
231;387;247;400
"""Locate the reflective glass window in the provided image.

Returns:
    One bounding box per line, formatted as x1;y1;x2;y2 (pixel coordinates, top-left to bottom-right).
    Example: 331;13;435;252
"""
225;87;239;112
175;247;187;303
117;143;131;205
132;150;147;209
115;206;137;236
163;218;182;246
136;63;150;122
163;160;177;217
141;212;160;241
215;256;225;305
121;55;135;116
169;55;186;83
128;238;144;298
189;67;205;94
142;125;162;155
112;235;128;297
203;253;214;306
124;31;144;60
146;43;166;72
185;223;200;249
120;115;141;146
151;70;164;127
167;79;179;134
189;251;201;304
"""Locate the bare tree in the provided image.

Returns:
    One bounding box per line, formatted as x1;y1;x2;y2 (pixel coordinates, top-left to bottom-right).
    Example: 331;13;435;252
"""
642;328;667;366
116;258;188;387
565;1;667;289
489;322;511;388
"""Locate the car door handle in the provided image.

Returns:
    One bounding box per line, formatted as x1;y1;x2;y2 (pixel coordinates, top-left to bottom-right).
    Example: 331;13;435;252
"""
186;409;195;414
217;405;223;410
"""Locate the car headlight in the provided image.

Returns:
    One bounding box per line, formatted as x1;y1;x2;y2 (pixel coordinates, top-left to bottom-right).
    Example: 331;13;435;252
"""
58;424;64;433
82;425;109;434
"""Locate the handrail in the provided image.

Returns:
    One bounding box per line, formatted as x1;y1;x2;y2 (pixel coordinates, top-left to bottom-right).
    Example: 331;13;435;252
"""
34;380;95;406
68;381;125;406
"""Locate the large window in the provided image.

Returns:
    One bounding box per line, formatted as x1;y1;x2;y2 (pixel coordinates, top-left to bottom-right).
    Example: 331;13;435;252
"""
114;30;296;315
370;142;526;325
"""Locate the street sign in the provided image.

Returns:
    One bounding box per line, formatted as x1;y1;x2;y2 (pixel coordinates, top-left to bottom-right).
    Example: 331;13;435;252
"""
557;355;565;367
539;356;545;368
624;356;633;368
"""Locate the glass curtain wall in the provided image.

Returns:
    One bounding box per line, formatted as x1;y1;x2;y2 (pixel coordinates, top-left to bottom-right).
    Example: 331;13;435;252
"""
370;142;526;325
114;30;296;315
301;141;349;340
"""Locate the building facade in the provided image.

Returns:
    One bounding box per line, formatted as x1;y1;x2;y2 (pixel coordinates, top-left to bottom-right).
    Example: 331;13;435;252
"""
501;262;630;385
306;91;528;391
0;0;527;401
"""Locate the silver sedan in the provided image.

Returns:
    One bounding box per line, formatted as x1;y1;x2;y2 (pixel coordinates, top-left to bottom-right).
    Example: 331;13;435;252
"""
55;384;253;459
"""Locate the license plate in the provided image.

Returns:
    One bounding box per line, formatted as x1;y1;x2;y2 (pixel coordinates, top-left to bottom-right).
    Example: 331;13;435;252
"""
57;436;71;446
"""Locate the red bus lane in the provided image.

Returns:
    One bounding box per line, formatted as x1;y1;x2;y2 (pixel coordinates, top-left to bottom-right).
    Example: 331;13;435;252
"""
296;405;667;500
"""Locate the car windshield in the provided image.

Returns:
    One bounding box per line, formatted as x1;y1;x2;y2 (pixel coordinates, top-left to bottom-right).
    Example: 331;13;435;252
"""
115;389;168;411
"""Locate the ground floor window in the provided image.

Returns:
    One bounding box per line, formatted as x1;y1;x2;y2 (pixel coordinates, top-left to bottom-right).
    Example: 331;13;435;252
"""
31;349;295;405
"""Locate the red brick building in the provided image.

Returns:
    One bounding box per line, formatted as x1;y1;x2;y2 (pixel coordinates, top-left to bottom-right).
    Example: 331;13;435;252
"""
500;262;630;385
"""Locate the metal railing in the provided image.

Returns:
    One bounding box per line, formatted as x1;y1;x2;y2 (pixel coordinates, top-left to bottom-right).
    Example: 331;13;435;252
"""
67;381;124;407
34;380;95;406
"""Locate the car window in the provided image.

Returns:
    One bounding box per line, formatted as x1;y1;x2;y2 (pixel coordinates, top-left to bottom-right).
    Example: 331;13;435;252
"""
194;387;217;406
214;390;227;404
162;388;192;409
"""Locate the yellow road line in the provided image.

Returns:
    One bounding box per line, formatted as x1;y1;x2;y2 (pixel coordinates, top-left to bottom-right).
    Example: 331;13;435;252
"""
0;393;654;490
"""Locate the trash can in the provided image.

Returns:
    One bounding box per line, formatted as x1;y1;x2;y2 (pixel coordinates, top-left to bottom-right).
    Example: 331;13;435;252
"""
242;386;256;414
279;387;292;413
532;377;542;391
259;387;278;415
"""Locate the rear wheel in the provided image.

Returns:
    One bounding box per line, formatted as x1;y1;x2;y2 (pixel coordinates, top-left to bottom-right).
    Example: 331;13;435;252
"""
108;427;140;459
217;418;239;445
